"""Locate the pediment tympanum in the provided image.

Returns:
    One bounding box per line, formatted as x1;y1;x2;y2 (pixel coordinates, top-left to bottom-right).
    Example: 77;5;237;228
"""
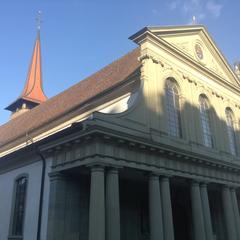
142;26;240;87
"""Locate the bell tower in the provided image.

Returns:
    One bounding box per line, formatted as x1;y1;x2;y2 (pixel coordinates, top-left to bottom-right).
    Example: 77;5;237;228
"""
5;14;47;119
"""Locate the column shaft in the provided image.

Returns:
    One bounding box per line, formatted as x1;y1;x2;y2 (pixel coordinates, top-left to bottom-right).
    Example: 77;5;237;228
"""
47;173;67;240
191;181;206;240
222;186;237;240
149;174;164;240
200;184;213;240
160;177;175;240
106;168;120;240
231;189;240;240
88;166;105;240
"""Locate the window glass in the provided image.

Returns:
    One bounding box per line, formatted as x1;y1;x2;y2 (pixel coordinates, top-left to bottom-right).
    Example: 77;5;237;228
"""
199;95;213;148
11;176;28;236
166;78;182;138
225;108;237;155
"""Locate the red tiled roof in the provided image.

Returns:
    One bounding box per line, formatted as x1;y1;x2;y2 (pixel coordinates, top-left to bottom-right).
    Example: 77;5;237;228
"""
0;48;141;152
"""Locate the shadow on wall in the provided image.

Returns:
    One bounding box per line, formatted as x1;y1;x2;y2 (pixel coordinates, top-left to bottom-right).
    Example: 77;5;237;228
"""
129;75;240;162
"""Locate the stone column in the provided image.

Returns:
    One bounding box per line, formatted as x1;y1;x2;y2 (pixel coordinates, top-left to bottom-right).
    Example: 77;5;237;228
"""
231;188;240;240
47;172;67;240
200;183;213;240
149;174;164;240
190;181;206;240
222;186;237;240
88;165;105;240
160;176;175;240
106;168;120;240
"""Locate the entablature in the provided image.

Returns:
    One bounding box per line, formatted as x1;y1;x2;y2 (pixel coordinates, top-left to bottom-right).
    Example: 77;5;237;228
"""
40;121;240;186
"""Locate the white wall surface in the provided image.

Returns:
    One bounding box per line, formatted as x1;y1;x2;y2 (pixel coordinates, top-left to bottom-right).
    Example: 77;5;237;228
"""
0;157;51;240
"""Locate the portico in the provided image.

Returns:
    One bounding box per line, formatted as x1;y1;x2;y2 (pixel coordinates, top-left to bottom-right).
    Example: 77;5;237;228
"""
44;128;240;240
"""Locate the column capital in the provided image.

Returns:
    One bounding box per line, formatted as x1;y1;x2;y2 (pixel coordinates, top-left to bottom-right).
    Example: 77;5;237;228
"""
107;165;123;173
149;173;160;182
190;180;201;187
48;172;65;182
148;172;172;179
222;184;235;191
160;174;172;180
190;179;210;186
107;168;119;175
149;171;160;176
200;183;207;188
230;187;238;192
199;181;211;188
87;164;106;173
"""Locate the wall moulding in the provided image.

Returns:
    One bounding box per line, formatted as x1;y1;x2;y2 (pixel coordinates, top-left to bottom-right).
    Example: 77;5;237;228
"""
138;53;164;67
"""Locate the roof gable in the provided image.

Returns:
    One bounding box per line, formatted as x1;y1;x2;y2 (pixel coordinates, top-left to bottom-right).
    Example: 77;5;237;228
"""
148;25;240;87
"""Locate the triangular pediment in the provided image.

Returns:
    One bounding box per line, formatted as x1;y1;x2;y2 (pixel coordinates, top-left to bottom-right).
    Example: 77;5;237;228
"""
148;25;239;87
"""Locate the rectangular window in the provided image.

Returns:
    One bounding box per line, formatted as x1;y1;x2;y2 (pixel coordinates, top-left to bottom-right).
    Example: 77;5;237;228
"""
9;175;28;239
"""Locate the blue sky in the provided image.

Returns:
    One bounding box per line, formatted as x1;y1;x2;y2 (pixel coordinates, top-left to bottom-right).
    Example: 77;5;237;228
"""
0;0;239;125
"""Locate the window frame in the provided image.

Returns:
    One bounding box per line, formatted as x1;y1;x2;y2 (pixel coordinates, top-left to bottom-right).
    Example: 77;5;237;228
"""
165;78;182;138
225;108;237;155
8;174;29;240
199;95;214;148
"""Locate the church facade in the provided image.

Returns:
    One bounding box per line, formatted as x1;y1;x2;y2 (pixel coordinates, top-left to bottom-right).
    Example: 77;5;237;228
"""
1;25;240;240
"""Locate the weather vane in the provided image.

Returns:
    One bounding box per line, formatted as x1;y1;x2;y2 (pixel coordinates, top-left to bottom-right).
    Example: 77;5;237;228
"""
36;10;42;30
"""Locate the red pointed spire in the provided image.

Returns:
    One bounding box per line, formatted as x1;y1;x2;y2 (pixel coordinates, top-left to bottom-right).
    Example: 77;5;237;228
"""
21;31;47;103
6;30;47;118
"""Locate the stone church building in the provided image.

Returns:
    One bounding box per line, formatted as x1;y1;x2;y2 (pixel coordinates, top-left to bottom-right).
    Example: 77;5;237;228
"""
1;25;240;240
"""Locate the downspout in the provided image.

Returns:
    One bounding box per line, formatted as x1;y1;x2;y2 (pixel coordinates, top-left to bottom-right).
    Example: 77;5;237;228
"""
36;149;46;240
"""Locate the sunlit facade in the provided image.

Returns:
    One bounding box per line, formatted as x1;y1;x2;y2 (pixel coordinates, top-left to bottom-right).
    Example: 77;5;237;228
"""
1;25;240;240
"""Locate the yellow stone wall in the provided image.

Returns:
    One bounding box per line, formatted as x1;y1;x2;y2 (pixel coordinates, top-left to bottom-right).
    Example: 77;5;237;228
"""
137;31;240;156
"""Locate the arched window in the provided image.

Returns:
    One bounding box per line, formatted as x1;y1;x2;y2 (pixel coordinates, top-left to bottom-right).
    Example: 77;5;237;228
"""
166;78;182;137
10;175;28;237
225;108;237;155
199;95;213;148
